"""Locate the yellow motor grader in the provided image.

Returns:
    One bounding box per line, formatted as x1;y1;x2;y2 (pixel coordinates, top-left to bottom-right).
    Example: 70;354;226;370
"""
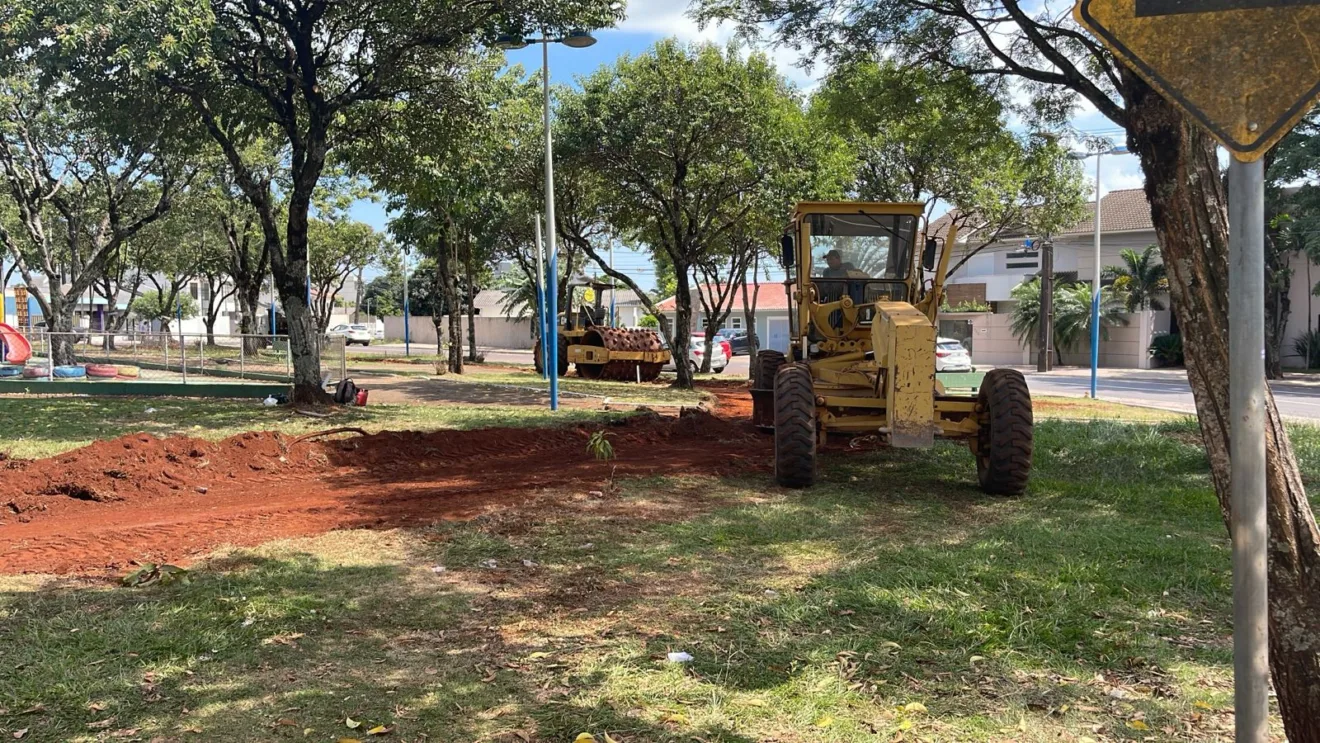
534;278;671;382
750;201;1033;494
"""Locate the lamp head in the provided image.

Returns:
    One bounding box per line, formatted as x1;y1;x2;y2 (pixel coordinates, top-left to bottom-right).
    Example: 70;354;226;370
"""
561;31;597;48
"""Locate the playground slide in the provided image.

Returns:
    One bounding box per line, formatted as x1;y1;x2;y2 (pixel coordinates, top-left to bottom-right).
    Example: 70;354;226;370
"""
0;323;32;364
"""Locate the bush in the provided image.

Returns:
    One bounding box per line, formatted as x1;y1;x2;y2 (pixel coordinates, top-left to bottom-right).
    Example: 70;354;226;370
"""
1148;333;1184;367
941;300;993;313
1292;329;1320;368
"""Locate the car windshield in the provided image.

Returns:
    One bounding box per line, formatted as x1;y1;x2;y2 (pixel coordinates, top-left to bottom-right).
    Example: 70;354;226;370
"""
938;341;965;351
350;325;368;331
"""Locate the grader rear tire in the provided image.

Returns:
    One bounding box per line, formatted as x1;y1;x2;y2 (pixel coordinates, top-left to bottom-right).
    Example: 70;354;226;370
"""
774;363;817;489
976;368;1033;495
755;349;786;389
532;337;570;377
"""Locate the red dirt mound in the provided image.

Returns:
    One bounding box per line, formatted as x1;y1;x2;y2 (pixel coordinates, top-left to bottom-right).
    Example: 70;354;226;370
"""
0;396;769;575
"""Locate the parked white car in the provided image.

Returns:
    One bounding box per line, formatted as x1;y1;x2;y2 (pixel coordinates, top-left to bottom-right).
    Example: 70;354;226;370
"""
935;337;974;372
662;335;729;375
327;323;373;346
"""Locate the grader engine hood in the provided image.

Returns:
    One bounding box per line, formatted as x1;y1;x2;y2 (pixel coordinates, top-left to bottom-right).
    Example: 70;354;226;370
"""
871;302;938;448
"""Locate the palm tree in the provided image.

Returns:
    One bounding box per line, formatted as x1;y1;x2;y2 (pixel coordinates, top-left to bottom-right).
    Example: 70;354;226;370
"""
1104;246;1168;311
1010;279;1128;364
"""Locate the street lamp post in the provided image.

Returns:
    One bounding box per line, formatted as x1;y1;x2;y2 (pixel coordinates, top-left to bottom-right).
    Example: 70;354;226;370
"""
535;213;549;380
496;30;597;412
1070;145;1128;398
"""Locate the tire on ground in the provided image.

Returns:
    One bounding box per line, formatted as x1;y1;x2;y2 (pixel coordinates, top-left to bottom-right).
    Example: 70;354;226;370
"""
755;349;786;389
975;368;1033;495
535;335;569;376
774;363;817;488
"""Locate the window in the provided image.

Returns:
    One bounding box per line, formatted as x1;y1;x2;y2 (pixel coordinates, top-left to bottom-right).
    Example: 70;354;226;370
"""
809;213;917;281
729;316;743;330
1005;249;1040;270
189;282;200;301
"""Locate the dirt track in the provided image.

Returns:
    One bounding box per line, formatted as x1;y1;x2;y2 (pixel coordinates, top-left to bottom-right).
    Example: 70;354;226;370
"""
0;383;766;575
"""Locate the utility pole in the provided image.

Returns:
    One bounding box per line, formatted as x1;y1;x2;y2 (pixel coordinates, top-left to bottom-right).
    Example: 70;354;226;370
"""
1036;238;1054;373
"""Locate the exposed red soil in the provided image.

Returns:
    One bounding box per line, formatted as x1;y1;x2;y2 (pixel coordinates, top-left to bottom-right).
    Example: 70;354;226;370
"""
0;382;765;575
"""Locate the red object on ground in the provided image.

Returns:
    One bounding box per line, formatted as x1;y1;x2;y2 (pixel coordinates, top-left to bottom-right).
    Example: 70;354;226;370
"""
0;323;32;364
0;383;764;576
86;364;119;378
355;389;369;406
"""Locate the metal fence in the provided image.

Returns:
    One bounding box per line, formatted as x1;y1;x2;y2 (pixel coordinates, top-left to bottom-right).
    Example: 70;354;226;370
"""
14;330;348;384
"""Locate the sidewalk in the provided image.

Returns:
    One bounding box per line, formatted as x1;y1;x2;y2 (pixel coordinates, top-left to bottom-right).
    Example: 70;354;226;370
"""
999;364;1320;389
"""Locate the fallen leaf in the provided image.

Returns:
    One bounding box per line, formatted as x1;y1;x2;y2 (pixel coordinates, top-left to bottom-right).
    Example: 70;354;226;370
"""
903;702;928;714
663;712;688;724
574;735;597;743
276;718;298;727
345;717;362;729
1128;720;1150;731
17;705;43;715
303;729;314;737
603;735;620;743
87;719;115;730
338;739;362;743
12;730;27;739
969;655;986;663
366;725;393;735
814;715;834;728
1194;701;1213;710
87;702;107;712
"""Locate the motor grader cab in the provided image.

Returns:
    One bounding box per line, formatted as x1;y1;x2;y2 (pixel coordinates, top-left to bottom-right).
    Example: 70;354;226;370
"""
750;201;1033;494
534;278;671;382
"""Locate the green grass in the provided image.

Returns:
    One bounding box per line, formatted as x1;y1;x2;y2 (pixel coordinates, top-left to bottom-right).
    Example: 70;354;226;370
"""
0;397;626;460
5;416;1312;740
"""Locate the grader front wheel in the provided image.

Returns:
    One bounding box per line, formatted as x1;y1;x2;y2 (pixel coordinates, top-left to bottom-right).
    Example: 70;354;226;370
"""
975;369;1034;495
774;363;817;489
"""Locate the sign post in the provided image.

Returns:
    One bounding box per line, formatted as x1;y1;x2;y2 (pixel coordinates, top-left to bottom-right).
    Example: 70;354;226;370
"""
1074;1;1320;738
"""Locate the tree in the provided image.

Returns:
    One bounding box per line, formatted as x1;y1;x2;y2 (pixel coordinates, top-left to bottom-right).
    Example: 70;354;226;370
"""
1009;279;1127;364
558;41;815;388
0;70;184;365
697;1;1320;733
47;0;622;401
308;218;387;332
1265;112;1320;379
1104;246;1168;312
131;290;199;334
351;53;536;374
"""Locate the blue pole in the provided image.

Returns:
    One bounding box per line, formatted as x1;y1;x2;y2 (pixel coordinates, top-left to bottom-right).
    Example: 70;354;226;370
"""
547;229;558;409
1090;290;1101;398
269;276;276;336
541;40;559;412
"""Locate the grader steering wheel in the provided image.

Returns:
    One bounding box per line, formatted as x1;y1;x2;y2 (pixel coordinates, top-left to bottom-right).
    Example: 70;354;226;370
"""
808;285;875;340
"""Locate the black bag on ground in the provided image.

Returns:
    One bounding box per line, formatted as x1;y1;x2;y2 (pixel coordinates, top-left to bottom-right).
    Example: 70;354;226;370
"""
334;378;358;405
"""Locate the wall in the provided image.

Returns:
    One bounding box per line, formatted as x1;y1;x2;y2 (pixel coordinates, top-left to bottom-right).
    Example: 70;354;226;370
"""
663;308;794;354
946;230;1160;302
383;315;535;350
945;309;1170;370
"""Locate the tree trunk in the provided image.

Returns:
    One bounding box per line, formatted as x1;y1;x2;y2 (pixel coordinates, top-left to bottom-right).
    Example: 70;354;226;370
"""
204;316;217;347
46;299;78;366
671;267;694;389
465;236;478;364
1123;68;1320;740
435;232;464;375
238;288;262;355
742;266;762;381
353;266;364;324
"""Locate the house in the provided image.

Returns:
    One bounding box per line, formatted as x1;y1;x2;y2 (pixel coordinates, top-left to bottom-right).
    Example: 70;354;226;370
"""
655;282;794;354
940;188;1160;307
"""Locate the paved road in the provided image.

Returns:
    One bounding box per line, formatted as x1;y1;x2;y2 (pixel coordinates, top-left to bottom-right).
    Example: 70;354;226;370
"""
1027;370;1320;421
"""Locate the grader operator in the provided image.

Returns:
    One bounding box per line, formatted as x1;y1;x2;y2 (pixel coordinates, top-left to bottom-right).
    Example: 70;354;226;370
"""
750;202;1033;495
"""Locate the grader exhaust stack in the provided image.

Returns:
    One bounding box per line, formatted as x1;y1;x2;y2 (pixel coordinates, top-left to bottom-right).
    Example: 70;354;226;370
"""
750;201;1034;495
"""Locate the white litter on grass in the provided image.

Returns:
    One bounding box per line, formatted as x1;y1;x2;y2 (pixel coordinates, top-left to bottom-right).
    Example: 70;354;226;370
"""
479;559;499;569
666;652;694;664
262;396;278;406
764;589;779;597
430;566;447;574
522;559;539;568
145;407;157;414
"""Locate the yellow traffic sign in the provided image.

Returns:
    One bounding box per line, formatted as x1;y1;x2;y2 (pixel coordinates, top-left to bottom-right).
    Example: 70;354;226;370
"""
1075;0;1320;160
583;287;596;303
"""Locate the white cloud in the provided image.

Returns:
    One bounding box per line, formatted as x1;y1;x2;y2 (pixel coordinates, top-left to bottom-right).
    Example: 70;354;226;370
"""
611;0;822;88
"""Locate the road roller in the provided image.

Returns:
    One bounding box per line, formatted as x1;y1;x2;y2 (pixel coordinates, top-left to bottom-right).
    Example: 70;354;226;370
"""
533;279;671;382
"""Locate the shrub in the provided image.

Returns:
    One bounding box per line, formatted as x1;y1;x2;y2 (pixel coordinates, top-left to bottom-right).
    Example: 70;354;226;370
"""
1148;333;1185;367
1292;329;1320;368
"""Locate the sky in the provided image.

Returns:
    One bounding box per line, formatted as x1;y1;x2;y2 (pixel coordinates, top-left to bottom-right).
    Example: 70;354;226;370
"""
350;0;1147;291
